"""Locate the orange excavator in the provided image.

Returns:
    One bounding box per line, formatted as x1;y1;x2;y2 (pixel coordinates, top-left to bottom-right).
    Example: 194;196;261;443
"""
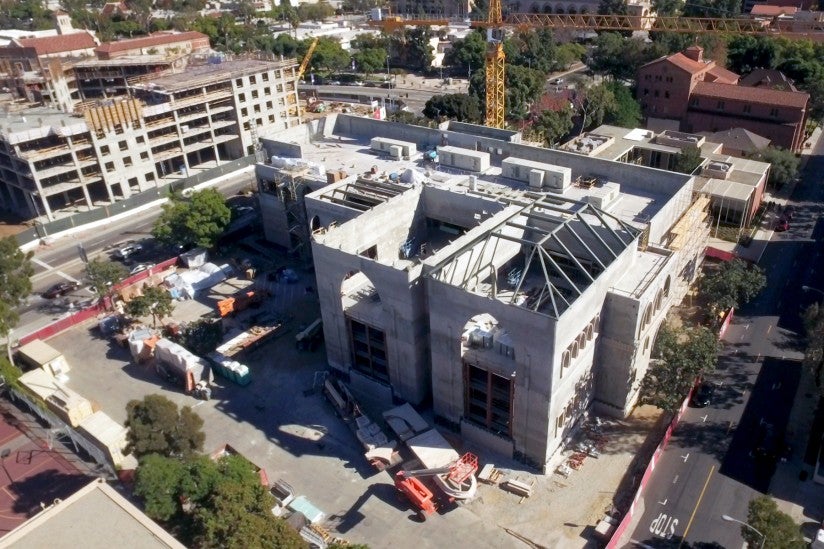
393;452;478;520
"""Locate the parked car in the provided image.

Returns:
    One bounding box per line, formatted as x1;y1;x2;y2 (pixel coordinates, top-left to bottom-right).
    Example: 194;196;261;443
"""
113;243;143;260
775;217;790;232
42;281;80;299
690;381;715;407
129;263;154;275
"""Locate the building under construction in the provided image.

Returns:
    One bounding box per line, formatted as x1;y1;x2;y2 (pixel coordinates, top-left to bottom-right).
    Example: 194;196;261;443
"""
257;114;711;470
0;57;301;221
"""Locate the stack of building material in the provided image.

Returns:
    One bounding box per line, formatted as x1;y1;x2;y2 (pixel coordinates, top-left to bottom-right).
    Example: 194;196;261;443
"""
502;478;534;498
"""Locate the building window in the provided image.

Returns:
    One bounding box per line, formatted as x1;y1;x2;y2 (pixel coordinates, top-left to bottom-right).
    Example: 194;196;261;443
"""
645;74;651;81
654;90;659;97
643;88;649;96
238;93;245;102
119;141;128;151
690;97;699;106
716;101;725;110
359;245;377;259
136;136;145;144
236;78;243;86
100;145;110;155
241;107;248;117
770;107;779;117
104;161;114;171
252;90;259;99
269;115;275;123
250;75;256;84
266;101;273;109
140;152;149;160
254;104;261;113
123;156;132;167
349;318;389;383
146;172;155;181
262;72;269;82
666;76;673;83
464;363;513;437
664;91;670;98
743;104;751;114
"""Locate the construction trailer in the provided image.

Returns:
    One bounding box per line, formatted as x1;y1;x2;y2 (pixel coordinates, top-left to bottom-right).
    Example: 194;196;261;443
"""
154;339;214;399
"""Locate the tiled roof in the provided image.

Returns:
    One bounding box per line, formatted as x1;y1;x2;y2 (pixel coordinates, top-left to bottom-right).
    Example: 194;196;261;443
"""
739;68;798;91
665;53;707;74
707;128;771;152
15;32;96;55
692;81;809;109
95;31;208;54
750;4;797;15
705;66;739;84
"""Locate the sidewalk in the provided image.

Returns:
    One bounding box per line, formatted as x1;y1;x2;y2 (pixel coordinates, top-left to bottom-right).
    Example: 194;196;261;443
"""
709;126;822;264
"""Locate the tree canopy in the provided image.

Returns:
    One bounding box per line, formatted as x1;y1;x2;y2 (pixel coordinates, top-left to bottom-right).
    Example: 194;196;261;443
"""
531;108;575;147
700;258;767;315
640;324;719;412
803;302;824;394
176;318;224;356
753;147;800;189
603;81;643;127
744;496;805;549
673;145;704;174
423;94;481;123
125;286;175;328
153;188;231;249
126;394;206;460
588;33;655;81
0;236;33;338
134;453;306;548
85;258;127;299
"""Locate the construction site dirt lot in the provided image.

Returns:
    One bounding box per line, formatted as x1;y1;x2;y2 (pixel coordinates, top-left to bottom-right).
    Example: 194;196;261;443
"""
46;255;662;548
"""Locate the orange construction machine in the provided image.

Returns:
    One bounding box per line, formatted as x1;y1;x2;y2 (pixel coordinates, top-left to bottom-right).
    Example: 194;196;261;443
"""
393;452;478;520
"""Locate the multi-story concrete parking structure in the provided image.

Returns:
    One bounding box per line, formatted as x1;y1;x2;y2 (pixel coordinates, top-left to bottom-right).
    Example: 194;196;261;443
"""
258;115;710;470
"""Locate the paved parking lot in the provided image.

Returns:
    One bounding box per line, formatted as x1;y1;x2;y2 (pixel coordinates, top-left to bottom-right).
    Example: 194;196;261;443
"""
46;244;658;548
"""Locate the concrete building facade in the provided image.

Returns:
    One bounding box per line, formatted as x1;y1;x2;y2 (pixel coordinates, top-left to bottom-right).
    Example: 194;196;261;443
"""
258;115;710;470
0;58;301;221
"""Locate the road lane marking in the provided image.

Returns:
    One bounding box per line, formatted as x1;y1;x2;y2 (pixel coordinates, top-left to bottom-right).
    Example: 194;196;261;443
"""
659;498;668;506
678;465;715;547
31;257;79;283
673;475;679;484
682;453;689;462
701;414;708;423
766;324;772;335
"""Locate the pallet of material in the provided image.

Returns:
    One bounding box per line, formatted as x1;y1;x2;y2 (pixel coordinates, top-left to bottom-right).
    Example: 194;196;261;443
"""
477;463;503;485
502;479;533;497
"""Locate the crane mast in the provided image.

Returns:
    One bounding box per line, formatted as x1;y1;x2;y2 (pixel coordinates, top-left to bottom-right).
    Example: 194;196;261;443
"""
484;0;506;129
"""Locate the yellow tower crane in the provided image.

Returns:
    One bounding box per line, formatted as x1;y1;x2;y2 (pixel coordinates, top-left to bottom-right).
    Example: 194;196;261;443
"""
289;37;320;116
484;0;506;128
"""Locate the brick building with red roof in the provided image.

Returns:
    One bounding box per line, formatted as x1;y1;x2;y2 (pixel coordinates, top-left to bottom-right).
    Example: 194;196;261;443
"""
637;46;809;151
95;31;210;60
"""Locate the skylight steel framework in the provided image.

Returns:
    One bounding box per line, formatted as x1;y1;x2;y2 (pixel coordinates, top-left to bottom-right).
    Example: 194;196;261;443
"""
429;197;642;318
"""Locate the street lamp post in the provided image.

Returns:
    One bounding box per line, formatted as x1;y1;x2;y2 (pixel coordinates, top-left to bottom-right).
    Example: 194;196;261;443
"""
721;514;766;549
802;285;824;299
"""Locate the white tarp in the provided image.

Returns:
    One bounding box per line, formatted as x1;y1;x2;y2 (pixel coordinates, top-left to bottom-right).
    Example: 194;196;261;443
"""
178;262;227;292
155;339;212;384
180;248;208;268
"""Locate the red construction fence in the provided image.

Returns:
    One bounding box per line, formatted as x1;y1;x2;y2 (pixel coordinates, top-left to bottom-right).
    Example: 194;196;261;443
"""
607;383;698;548
17;255;180;347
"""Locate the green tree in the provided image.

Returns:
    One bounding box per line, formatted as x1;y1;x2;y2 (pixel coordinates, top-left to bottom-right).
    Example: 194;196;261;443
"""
306;37;350;72
681;0;739;17
726;35;779;75
443;30;486;77
352;47;387;75
588;33;655;81
743;496;805;549
576;82;617;132
271;33;300;57
532;108;575;147
603;81;642;127
423;94;481;122
296;0;335;21
390;28;434;72
134;453;187;520
555;43;587;70
700;258;766;316
802;303;824;393
506;29;557;73
0;236;33;338
125;394;206;459
85;258;127;299
754;147;800;189
673;145;704;174
153;188;231;249
125;286;175;327
640;324;719;413
177;318;224;356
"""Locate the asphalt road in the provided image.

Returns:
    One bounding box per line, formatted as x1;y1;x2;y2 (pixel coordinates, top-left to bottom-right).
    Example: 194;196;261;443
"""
625;139;824;548
14;169;258;338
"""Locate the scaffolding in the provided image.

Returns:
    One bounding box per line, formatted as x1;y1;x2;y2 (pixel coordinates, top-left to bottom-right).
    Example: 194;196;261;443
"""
275;166;313;262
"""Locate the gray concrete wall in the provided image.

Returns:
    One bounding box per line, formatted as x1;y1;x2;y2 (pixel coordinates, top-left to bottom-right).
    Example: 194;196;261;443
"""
421;185;504;228
311;188;431;404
